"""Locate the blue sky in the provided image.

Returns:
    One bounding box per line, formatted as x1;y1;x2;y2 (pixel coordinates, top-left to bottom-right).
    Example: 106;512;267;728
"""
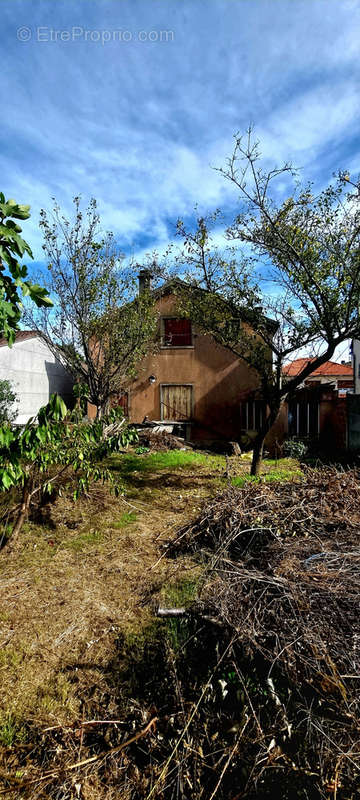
2;0;360;272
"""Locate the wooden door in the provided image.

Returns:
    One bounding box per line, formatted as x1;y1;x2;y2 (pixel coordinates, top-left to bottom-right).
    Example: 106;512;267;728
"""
161;385;192;421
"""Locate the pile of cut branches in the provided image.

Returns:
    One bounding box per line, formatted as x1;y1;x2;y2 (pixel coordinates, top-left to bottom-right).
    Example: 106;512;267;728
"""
167;467;360;797
137;428;188;451
170;466;360;555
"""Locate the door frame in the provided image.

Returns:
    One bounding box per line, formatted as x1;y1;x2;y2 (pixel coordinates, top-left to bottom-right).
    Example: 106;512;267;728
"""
160;383;194;422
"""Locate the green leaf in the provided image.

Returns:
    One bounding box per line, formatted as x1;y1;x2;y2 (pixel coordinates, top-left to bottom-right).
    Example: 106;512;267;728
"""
27;284;53;307
1;472;14;490
2;199;31;220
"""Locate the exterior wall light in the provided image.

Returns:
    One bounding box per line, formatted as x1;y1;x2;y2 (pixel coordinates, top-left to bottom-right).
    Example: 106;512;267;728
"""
149;374;156;384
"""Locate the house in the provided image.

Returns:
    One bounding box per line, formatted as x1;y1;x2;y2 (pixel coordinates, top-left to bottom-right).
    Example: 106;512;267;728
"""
281;357;353;447
283;357;354;396
0;330;74;424
92;275;271;445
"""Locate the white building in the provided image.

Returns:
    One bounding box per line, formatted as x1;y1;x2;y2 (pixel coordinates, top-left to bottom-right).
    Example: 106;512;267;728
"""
0;330;74;424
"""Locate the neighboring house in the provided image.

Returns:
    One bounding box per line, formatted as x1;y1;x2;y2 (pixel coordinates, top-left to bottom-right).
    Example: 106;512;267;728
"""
283;357;354;396
281;357;353;447
0;330;74;424
92;276;272;445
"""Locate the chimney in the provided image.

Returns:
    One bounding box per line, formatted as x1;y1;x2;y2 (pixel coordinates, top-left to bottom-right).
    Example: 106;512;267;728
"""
138;268;152;295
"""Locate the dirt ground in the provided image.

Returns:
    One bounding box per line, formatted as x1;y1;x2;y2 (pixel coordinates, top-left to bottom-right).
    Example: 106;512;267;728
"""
0;453;233;722
0;452;300;797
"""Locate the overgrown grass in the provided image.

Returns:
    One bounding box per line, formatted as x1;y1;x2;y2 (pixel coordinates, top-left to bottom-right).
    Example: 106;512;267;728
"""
160;577;200;651
161;577;199;609
231;458;302;487
118;577;202;684
231;469;302;487
110;450;220;476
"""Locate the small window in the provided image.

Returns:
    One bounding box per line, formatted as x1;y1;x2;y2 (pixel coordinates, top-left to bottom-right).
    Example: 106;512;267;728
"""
241;399;266;431
163;318;192;347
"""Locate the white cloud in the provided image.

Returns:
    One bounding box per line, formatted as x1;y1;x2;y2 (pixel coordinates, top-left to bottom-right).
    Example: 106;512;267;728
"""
1;0;359;263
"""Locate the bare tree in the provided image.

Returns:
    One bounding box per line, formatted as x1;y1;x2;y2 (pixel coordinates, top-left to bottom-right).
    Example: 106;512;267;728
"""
176;131;360;474
25;197;159;418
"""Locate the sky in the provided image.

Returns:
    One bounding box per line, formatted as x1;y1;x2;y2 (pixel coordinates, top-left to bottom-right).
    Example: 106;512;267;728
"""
2;0;360;359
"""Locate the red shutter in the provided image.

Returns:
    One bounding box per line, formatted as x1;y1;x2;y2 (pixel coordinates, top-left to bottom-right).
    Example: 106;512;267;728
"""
164;318;192;346
112;392;128;416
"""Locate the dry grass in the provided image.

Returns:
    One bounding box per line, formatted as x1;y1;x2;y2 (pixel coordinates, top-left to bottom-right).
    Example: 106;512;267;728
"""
0;451;301;797
0;452;229;725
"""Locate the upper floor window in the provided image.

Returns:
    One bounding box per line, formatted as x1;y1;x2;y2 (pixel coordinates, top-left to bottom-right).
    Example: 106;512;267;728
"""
162;318;192;347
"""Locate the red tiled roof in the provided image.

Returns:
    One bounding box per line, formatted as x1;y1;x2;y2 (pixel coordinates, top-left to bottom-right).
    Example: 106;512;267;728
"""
283;357;353;378
0;330;40;348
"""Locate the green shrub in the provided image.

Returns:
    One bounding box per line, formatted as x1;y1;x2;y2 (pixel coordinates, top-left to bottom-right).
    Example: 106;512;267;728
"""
0;379;18;424
283;437;308;459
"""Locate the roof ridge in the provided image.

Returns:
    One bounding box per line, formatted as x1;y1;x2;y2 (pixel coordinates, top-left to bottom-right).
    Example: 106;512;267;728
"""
0;329;42;348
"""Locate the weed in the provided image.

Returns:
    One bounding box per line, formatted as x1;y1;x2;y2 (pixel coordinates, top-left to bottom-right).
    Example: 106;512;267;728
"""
0;645;25;670
36;674;76;719
66;529;102;551
283;437;309;459
161;577;199;609
112;511;138;528
0;714;27;747
160;577;200;652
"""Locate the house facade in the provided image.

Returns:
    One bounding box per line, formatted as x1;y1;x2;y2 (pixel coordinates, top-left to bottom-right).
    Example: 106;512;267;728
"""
281;357;354;448
0;330;74;424
93;285;264;445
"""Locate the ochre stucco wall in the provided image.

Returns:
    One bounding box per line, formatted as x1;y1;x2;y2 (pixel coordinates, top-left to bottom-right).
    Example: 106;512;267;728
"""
129;295;259;441
89;294;261;442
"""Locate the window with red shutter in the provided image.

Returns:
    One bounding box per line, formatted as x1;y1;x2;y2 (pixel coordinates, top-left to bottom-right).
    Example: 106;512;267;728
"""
163;318;192;347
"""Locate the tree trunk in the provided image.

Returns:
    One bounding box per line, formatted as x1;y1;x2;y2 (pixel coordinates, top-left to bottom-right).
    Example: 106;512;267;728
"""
7;477;32;551
251;436;265;476
250;404;280;477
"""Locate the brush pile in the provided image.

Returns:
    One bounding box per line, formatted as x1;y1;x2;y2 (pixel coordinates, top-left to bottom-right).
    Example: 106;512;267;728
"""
168;467;360;797
137;428;188;451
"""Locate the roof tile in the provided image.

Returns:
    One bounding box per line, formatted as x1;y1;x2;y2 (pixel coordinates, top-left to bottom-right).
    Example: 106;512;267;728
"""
283;357;353;378
0;330;40;348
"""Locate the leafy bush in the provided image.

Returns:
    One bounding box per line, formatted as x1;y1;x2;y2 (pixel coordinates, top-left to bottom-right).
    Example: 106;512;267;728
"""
0;193;52;344
0;395;138;546
0;379;18;424
283;437;308;459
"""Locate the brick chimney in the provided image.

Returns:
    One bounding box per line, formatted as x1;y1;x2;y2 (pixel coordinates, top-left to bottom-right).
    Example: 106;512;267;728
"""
138;268;152;295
